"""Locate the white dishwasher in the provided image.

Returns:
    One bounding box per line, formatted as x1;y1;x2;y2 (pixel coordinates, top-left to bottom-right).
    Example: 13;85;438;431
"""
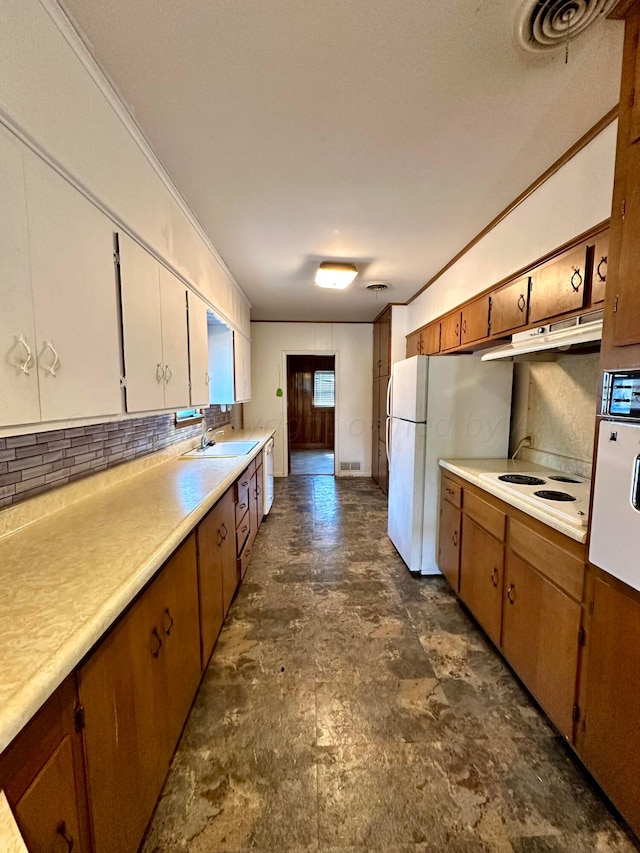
262;438;274;514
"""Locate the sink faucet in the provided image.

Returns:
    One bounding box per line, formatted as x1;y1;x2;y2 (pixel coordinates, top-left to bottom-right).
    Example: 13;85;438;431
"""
200;427;226;450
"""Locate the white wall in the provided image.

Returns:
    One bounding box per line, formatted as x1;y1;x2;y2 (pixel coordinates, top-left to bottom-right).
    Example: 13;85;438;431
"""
407;121;618;331
0;0;250;334
244;323;373;477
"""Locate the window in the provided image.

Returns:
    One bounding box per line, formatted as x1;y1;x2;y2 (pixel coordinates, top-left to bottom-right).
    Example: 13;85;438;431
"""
175;408;202;427
313;370;335;408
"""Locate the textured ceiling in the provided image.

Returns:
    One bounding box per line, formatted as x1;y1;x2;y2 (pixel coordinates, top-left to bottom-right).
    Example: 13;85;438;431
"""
60;0;624;321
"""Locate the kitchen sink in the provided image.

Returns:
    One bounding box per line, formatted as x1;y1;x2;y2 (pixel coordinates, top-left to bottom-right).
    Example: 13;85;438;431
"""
182;440;259;459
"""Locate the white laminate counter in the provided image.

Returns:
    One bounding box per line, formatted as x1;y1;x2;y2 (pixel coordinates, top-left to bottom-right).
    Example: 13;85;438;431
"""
439;458;588;545
0;429;274;755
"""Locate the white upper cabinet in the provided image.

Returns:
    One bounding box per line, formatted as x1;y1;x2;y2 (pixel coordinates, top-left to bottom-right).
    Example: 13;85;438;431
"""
0;125;40;427
118;234;190;413
187;292;210;407
233;332;252;403
207;318;234;405
24;154;122;422
1;126;121;428
158;266;190;410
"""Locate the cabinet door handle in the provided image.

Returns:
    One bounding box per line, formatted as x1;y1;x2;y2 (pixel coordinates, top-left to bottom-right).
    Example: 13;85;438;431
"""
57;821;74;851
221;522;228;540
491;567;499;588
241;479;249;487
241;525;248;533
156;363;165;383
42;340;60;376
446;488;454;497
163;607;174;636
151;627;162;657
256;484;262;496
451;531;458;546
507;583;515;604
17;334;33;375
164;364;172;383
455;323;460;337
596;255;607;282
205;371;210;385
517;294;526;312
462;319;467;334
570;268;583;292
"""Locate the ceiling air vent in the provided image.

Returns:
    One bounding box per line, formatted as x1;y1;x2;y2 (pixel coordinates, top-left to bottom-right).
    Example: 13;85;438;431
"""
515;0;617;53
365;282;389;292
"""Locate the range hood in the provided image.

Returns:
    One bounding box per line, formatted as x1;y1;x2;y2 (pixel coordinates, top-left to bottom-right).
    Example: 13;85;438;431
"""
481;310;603;362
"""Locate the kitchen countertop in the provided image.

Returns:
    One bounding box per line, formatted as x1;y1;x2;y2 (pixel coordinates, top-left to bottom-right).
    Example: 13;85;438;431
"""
0;429;274;755
439;458;588;545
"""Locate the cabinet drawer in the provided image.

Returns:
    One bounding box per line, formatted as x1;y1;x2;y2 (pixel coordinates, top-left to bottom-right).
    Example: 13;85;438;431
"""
509;518;584;601
463;490;506;542
236;470;252;497
236;511;250;556
235;486;251;526
238;536;254;580
441;475;461;508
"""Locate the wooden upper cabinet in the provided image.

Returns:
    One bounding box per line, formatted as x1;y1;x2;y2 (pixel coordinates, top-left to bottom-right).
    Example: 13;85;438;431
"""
590;232;609;305
423;322;441;355
406;329;423;358
378;307;391;376
529;246;588;324
461;296;490;345
490;277;529;336
440;311;462;352
630;12;640;146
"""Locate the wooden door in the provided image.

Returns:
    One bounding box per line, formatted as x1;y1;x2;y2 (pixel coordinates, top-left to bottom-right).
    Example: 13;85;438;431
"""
490;277;529;335
581;578;640;838
79;582;166;853
377;439;388;495
287;355;335;449
24;152;122;422
197;499;227;667
15;738;85;853
118;233;165;413
461;296;490;345
460;517;503;645
0;125;40;427
502;551;580;739
151;535;201;751
438;499;460;592
440;311;462;352
590;232;609;305
406;329;423;357
378;307;391;376
187;291;211;407
423;322;441;355
528;246;588;323
158;267;190;410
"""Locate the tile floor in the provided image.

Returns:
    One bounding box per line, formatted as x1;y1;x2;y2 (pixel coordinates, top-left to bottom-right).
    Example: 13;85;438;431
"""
142;476;637;852
290;449;335;475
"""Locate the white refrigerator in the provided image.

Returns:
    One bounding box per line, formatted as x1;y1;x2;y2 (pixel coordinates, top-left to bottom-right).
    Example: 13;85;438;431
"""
387;355;513;575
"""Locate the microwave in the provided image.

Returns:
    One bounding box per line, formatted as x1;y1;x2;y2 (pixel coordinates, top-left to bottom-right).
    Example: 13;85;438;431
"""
601;369;640;420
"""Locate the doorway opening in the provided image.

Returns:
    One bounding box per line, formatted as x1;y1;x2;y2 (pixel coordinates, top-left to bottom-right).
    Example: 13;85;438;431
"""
287;354;335;475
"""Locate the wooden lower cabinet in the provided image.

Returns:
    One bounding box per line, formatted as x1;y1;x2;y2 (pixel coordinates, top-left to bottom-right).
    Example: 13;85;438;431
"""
438;471;585;739
459;516;504;646
197;489;235;668
502;550;581;739
579;576;640;838
79;534;201;853
438;498;460;592
0;675;91;853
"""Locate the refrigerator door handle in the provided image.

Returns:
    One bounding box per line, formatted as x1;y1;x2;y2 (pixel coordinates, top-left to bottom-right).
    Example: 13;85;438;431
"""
386;375;393;417
633;454;640;512
385;417;391;463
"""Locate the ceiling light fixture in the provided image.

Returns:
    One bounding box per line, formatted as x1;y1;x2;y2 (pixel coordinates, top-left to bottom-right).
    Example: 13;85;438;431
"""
314;262;358;290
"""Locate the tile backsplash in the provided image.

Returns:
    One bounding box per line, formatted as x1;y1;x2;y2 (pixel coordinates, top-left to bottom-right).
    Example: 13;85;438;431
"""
0;406;231;508
510;353;600;479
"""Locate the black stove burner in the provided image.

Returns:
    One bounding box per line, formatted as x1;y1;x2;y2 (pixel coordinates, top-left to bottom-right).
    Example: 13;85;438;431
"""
548;475;581;484
533;490;577;502
499;474;546;486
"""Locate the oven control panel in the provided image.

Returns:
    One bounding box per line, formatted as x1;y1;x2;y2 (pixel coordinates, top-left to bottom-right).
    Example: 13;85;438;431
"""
602;370;640;420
